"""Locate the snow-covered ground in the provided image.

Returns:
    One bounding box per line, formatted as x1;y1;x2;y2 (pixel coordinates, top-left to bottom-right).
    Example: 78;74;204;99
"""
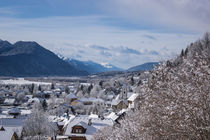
0;78;51;85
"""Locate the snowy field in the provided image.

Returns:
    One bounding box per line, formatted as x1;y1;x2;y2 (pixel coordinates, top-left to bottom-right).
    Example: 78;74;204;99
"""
0;78;51;85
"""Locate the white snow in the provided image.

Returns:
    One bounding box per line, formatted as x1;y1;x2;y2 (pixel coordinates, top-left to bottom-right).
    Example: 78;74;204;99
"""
65;116;113;140
127;93;138;102
100;62;113;69
0;78;51;85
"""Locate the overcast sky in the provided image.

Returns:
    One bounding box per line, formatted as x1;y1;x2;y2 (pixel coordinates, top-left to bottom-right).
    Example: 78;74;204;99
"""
0;0;209;69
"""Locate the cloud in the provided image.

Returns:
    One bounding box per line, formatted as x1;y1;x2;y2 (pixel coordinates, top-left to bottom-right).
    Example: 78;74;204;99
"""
143;34;157;40
102;0;210;33
114;46;141;55
90;45;110;51
100;50;112;57
0;14;201;68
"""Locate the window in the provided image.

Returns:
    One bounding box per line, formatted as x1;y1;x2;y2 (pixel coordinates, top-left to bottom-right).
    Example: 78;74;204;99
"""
74;128;83;133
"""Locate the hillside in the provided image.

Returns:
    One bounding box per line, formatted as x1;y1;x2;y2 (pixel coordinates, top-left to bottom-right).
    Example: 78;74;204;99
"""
0;40;88;77
94;33;210;140
127;62;159;72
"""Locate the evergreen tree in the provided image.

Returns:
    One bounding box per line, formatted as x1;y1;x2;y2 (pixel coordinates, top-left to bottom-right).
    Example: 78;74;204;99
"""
42;99;48;111
65;86;70;94
29;83;35;94
38;85;42;91
51;83;55;90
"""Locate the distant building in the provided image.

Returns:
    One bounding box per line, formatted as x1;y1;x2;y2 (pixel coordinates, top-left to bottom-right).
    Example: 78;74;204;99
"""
80;98;104;106
127;93;139;108
4;98;15;106
111;95;128;111
66;93;77;104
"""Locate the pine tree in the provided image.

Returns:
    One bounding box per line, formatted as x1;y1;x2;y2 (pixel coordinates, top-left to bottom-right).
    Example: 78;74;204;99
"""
42;99;48;111
51;83;55;90
38;85;42;91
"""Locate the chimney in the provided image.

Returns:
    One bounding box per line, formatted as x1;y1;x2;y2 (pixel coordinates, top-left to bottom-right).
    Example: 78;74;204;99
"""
88;119;92;126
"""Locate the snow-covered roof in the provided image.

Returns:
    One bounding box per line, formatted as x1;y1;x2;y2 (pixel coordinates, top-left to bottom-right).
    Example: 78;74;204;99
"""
8;107;21;114
80;83;91;86
115;94;120;101
66;93;77;99
65;116;113;140
49;115;75;127
118;108;129;115
28;97;40;103
0;78;51;85
111;94;121;105
56;135;69;139
88;114;98;119
75;121;88;129
4;99;15;104
25;95;33;99
0;126;20;140
127;92;135;98
105;112;119;121
20;109;31;115
80;98;104;103
127;93;138;102
107;94;114;99
111;99;128;106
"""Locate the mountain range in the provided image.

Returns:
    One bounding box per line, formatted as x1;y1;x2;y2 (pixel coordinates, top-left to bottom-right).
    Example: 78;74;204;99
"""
0;40;88;76
0;39;158;77
58;56;123;74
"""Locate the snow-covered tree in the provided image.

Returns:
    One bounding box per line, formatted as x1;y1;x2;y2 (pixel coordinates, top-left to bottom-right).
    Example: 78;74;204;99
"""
94;33;210;140
23;105;57;139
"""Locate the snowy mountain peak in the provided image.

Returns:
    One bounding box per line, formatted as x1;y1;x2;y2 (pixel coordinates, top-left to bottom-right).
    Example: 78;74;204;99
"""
100;62;113;69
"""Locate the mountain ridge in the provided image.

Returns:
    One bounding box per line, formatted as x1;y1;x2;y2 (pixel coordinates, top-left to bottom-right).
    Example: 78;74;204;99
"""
127;62;159;72
0;40;88;77
58;55;123;74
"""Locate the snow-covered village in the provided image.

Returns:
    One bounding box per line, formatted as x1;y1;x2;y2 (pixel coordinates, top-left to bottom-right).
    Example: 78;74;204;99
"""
1;0;210;140
0;71;145;140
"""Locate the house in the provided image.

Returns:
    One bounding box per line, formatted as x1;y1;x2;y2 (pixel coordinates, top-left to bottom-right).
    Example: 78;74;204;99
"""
64;116;113;140
111;95;128;111
127;93;139;108
0;89;12;97
0;126;19;140
105;112;119;123
0;118;24;139
4;98;15;106
111;100;128;111
66;93;77;103
8;107;21;117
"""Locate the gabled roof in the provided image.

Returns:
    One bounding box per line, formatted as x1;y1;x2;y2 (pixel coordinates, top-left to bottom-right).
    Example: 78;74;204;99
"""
0;126;22;139
66;93;77;99
75;121;88;129
128;94;139;102
111;94;121;105
105;112;119;121
64;116;113;140
8;107;21;114
4;99;15;104
0;126;16;140
80;98;104;103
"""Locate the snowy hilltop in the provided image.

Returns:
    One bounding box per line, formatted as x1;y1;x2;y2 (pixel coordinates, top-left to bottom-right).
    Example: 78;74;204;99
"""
94;33;210;140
